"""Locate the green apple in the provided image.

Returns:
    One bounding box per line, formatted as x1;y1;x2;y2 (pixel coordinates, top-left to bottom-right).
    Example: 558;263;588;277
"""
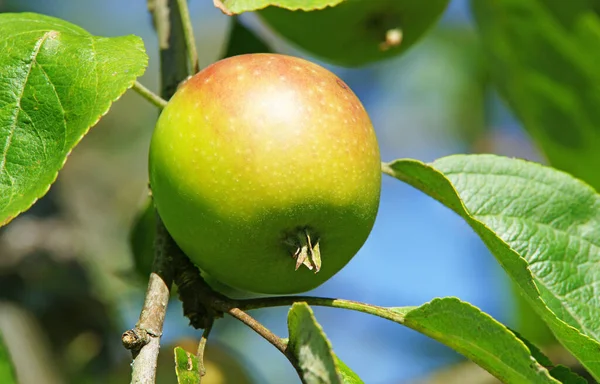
149;53;381;294
128;196;253;298
258;0;450;67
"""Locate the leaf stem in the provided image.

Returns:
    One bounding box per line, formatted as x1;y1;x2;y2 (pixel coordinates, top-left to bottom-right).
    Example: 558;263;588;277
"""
176;0;200;74
225;307;304;380
196;317;213;378
227;308;287;353
124;0;191;382
124;216;174;384
238;296;406;324
381;161;393;176
132;81;168;109
232;296;409;384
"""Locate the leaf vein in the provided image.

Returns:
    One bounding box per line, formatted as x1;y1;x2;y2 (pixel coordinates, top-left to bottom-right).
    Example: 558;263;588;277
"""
0;30;53;207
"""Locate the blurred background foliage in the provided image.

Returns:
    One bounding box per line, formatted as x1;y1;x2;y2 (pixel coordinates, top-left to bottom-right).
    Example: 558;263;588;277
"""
0;0;587;383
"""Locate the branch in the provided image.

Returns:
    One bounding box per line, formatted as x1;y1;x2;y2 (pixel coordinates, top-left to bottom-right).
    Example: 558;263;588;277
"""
123;1;191;382
123;216;174;383
176;0;199;74
148;0;189;100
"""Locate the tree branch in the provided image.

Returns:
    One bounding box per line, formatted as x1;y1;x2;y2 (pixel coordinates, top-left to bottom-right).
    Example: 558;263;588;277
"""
148;0;189;99
123;216;174;383
176;0;199;74
123;0;191;382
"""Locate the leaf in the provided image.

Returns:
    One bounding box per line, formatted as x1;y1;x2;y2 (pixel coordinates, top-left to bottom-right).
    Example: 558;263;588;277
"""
511;330;588;383
512;282;556;348
214;0;343;15
471;0;600;191
510;330;554;367
0;332;16;384
388;298;558;383
174;347;201;384
258;0;450;67
549;366;589;384
333;356;364;384
287;302;344;384
383;154;600;379
0;13;148;226
221;16;272;58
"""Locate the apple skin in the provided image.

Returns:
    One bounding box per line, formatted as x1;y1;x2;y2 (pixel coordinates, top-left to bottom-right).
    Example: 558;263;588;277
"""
149;54;381;294
258;0;449;67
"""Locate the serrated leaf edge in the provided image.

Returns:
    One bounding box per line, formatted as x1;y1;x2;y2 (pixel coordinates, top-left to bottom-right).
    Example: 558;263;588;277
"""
399;297;557;382
214;0;345;15
382;157;600;375
0;31;148;226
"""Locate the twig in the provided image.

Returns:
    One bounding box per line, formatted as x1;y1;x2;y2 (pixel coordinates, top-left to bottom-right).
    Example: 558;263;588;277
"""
167;257;307;381
227;308;288;354
132;81;168;109
149;0;189;99
176;0;199;74
226;307;305;381
196;318;214;378
166;243;305;379
123;1;191;382
123;216;174;383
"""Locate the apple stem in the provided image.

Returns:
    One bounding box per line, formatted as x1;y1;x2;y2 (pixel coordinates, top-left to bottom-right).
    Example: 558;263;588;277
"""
286;228;322;273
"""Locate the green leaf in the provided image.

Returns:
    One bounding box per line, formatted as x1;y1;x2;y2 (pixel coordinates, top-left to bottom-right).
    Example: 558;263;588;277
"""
258;0;450;67
383;154;600;379
214;0;343;15
510;330;553;367
333;356;364;384
471;0;600;191
549;366;589;384
390;298;559;383
512;283;555;347
174;347;201;384
0;12;147;226
222;16;272;58
511;330;588;383
0;332;16;384
287;302;345;384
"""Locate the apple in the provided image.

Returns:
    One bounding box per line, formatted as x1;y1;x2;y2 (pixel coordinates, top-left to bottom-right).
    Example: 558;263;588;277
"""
128;197;263;298
149;53;381;294
257;0;450;67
